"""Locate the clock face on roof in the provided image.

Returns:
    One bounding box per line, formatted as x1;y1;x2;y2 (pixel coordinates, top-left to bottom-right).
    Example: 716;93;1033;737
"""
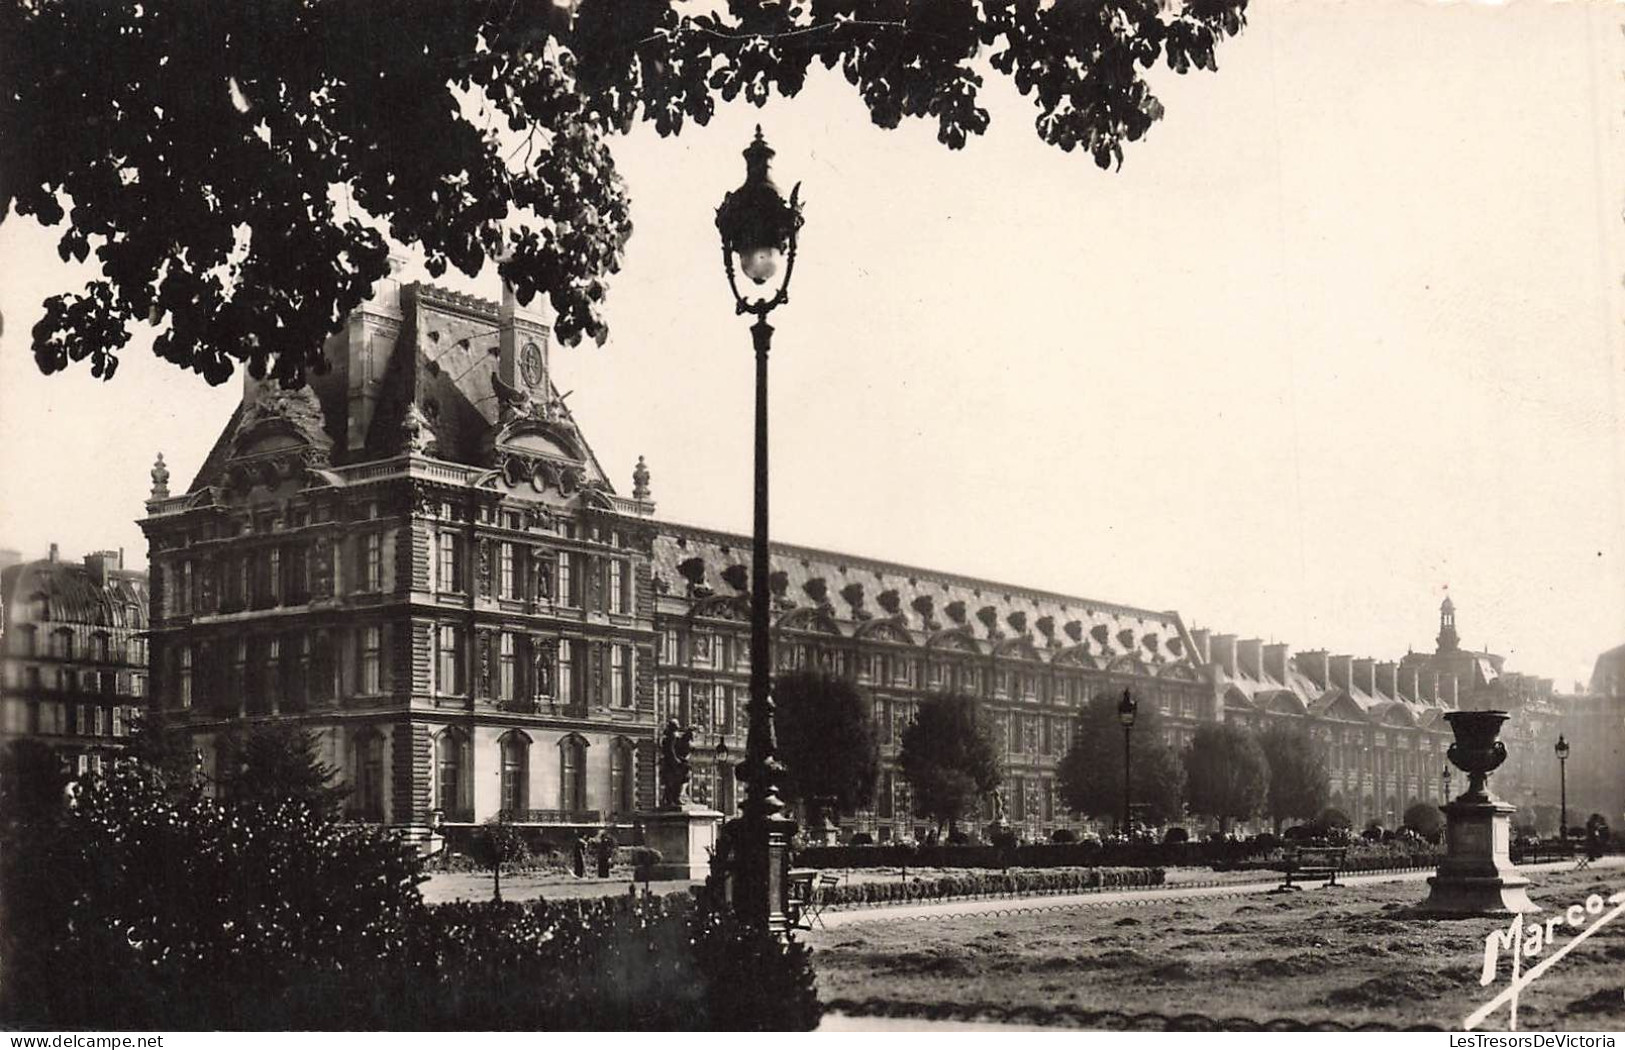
520;342;544;388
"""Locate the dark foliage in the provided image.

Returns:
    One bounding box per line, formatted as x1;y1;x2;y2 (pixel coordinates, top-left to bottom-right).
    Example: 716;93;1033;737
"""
1402;801;1445;840
897;691;1002;831
774;669;879;816
0;738;71;824
1050;828;1077;844
1;0;1246;387
1055;691;1184;825
472;817;533;901
817;866;1163;907
1182;722;1267;832
1163;826;1190;844
1258;720;1331;832
215;722;348;815
1317;806;1353;830
124;704;203;797
0;764;820;1030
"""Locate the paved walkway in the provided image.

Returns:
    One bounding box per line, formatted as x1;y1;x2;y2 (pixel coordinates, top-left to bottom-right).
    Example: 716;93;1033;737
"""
813;856;1621;928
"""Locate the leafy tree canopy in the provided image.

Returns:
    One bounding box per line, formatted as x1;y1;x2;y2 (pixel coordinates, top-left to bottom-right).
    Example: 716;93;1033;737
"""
897;691;1001;831
216;722;349;817
1182;721;1267;832
1258;719;1330;832
1402;800;1443;840
774;669;879;815
1055;690;1184;826
0;0;1246;386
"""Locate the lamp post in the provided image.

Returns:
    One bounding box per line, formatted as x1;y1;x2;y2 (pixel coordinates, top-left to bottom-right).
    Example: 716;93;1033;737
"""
714;127;804;935
716;737;732;816
1555;734;1570;842
1117;688;1137;836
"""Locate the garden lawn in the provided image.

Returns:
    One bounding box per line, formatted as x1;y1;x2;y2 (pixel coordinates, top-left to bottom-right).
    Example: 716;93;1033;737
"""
806;865;1625;1031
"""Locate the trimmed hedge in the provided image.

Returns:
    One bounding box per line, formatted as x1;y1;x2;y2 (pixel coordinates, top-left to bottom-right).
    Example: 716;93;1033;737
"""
822;866;1164;907
800;840;1264;870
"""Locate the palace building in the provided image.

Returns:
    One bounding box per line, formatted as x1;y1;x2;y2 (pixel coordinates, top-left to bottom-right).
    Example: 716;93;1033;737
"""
138;275;1584;843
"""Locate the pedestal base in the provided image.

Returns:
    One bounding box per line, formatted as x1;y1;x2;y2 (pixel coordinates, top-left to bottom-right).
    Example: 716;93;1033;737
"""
1415;797;1540;916
638;807;724;881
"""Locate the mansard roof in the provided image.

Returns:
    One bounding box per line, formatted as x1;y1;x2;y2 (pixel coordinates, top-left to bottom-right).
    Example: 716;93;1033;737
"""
1;556;148;631
650;520;1197;665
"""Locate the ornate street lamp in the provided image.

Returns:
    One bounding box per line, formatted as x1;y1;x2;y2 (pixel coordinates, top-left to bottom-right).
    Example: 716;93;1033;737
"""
716;737;732;815
714;127;804;935
1554;734;1570;841
1117;688;1137;836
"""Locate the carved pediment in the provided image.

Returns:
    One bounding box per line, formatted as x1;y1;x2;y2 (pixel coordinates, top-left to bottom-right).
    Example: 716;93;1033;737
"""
926;627;979;653
856;617;913;645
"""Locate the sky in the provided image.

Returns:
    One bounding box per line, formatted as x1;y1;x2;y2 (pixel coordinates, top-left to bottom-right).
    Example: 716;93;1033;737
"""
1;0;1621;688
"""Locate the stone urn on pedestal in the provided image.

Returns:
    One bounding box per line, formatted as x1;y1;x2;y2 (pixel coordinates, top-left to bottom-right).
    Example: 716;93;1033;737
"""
1416;710;1539;916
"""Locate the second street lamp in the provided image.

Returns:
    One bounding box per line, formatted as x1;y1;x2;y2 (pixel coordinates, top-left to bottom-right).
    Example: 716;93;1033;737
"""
1117;688;1137;836
1554;734;1570;842
714;127;805;936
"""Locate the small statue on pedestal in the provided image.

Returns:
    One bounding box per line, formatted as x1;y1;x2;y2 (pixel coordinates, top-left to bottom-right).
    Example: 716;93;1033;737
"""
658;719;697;809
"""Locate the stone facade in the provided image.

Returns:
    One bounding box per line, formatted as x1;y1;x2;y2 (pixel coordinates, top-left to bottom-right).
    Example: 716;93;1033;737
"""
0;545;150;777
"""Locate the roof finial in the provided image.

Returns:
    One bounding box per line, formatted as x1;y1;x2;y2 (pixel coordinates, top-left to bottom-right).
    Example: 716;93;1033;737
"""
150;452;170;500
632;455;651;502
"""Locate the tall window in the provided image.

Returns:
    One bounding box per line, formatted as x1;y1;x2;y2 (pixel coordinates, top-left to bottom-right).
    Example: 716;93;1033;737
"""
557;551;575;607
609;740;634;815
559;735;587;813
437;533;462;592
499;632;517;700
608;560;626;614
499;543;516;599
557;640;575;705
610;645;629;708
661;628;679;663
500;733;530;815
50;629;71;660
436;729;469;818
231;639;248;710
438;625;465;694
361;627;382;694
265;638;282;707
179;561;194;614
362;533;382;592
179;646;193;709
268;548;282;603
354;730;385;821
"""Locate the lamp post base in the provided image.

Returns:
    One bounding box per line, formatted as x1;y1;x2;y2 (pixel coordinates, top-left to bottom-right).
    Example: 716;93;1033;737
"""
717;814;798;936
1415;797;1540;916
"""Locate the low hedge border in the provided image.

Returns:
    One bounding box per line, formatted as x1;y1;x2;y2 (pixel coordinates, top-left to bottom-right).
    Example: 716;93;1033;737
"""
819;866;1164;908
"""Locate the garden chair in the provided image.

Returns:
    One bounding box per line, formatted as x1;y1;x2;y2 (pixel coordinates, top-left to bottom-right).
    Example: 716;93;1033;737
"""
800;871;842;930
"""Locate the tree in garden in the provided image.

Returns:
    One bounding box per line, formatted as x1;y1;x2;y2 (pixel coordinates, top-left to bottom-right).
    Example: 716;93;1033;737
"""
0;739;72;826
1182;721;1267;833
896;691;1001;835
1055;692;1184;827
215;722;349;816
125;705;205;797
0;0;1247;387
1258;720;1331;834
773;669;879;833
471;816;531;902
1402;800;1444;841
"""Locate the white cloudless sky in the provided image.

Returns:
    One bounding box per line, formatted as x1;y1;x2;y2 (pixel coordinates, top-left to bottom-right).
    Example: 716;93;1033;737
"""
2;0;1621;688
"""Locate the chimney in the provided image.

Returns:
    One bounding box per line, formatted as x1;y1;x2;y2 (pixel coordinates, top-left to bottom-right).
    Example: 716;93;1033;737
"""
0;549;21;572
1237;638;1263;679
1263;643;1291;684
1299;649;1330;690
342;253;407;452
48;543;59;563
1419;671;1437;703
1329;654;1354;693
1211;634;1238;677
1188;628;1212;664
1399;665;1420;702
1441;674;1460;707
1353;657;1376;697
1376;661;1397;698
83;550;121;586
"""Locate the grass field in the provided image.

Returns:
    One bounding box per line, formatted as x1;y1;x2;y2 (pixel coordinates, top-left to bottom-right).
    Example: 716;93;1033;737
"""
806;866;1625;1031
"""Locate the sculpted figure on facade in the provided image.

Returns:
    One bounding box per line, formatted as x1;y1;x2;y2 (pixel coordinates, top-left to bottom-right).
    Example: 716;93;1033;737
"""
530;637;555;699
311;536;334;598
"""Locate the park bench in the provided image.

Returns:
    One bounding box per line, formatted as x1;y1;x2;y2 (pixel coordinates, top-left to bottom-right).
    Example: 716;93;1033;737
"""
1276;845;1346;890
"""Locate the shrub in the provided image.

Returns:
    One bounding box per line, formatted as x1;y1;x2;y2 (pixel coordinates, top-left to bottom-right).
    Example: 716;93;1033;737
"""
1051;828;1077;844
1163;826;1189;844
1403;802;1445;841
818;867;1165;908
1317;807;1353;830
849;832;874;846
947;829;970;846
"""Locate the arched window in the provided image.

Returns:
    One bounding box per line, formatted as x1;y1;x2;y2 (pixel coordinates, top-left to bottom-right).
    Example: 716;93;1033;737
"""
559;734;588;814
51;629;72;660
353;729;385;822
499;731;530;817
436;728;471;821
609;739;635;815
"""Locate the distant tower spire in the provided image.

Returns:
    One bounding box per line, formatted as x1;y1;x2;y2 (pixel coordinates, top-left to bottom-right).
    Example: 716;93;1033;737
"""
1436;594;1460;654
150;452;170;500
